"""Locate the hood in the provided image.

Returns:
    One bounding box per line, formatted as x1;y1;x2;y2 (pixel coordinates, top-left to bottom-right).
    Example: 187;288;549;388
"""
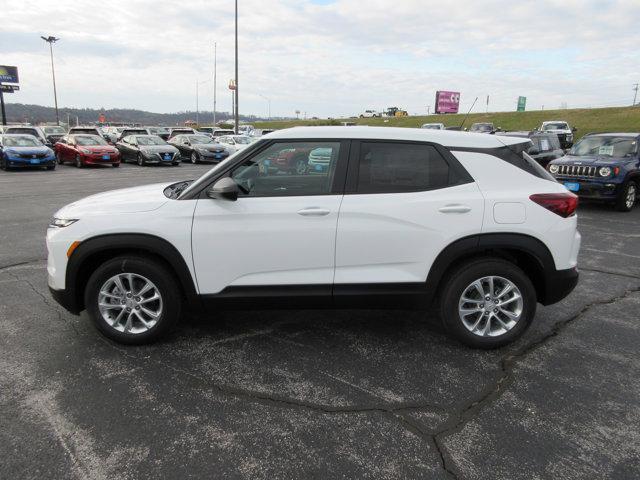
139;145;179;153
5;145;52;155
56;182;173;217
551;154;632;166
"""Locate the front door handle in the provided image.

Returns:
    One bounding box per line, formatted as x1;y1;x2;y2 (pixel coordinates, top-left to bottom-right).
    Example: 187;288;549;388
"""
297;208;331;217
439;204;472;214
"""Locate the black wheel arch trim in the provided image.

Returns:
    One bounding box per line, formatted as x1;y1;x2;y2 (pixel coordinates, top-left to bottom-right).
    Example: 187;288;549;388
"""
424;232;570;306
63;233;199;314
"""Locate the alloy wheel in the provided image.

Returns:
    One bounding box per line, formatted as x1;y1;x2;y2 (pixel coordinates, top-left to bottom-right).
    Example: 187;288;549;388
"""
458;276;523;337
97;273;163;334
191;152;198;164
75;155;82;168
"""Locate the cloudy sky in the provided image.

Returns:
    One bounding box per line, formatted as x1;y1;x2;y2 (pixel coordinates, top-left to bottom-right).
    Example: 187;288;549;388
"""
2;0;639;118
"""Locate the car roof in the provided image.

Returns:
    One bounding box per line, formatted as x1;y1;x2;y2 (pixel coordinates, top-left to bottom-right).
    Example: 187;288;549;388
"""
266;126;526;148
585;132;640;138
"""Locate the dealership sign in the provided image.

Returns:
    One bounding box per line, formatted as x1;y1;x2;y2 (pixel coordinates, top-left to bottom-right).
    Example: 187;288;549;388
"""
517;96;527;112
0;85;19;93
435;91;460;114
0;66;19;84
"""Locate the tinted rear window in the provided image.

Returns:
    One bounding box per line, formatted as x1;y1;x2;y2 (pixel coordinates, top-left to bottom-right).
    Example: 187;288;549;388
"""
356;142;465;194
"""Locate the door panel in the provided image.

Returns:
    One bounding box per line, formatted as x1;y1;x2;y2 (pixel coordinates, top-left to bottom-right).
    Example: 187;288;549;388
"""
191;195;342;294
335;140;485;284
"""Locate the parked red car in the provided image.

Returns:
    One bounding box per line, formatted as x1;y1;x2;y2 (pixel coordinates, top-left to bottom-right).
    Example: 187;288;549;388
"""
55;134;120;168
269;146;312;174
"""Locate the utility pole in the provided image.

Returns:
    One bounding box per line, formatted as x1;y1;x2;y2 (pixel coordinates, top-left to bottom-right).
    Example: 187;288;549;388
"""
633;83;639;106
213;42;217;125
196;80;199;125
234;0;239;133
41;36;60;125
259;94;271;120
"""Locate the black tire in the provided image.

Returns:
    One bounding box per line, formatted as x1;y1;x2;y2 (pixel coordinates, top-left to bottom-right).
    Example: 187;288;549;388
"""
56;151;64;165
112;163;120;168
84;255;182;345
615;181;637;212
46;165;55;171
439;257;537;349
0;156;7;171
137;153;145;166
75;155;83;168
191;151;199;164
295;158;307;175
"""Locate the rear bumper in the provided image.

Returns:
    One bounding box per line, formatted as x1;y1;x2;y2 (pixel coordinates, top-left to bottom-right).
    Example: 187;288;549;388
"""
541;266;579;305
49;286;81;315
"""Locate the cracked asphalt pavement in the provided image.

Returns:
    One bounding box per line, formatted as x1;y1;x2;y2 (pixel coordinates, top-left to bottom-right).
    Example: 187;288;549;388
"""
1;163;639;479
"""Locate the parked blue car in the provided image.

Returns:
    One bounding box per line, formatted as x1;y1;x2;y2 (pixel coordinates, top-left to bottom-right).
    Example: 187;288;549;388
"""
547;133;639;212
0;134;56;171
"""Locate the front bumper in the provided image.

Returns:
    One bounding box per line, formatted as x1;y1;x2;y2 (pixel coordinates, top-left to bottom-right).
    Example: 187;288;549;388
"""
554;177;621;200
81;154;120;165
6;156;56;167
49;286;81;315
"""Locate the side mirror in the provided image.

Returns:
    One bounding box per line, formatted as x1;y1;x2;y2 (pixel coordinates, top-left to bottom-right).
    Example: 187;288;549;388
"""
207;177;239;201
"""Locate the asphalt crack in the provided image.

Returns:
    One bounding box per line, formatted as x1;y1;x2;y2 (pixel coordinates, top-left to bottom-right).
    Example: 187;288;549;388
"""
430;284;640;479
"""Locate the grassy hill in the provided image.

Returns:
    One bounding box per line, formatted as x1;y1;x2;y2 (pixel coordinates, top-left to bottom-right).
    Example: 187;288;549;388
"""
254;106;640;139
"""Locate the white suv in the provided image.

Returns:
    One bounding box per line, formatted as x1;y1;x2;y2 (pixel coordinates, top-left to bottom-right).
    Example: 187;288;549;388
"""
47;127;581;348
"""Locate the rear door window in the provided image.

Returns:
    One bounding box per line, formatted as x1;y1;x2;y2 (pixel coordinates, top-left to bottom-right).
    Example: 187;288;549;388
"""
355;142;466;194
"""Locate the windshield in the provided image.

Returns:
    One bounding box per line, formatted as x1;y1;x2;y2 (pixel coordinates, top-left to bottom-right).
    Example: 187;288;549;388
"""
7;128;38;136
3;136;41;147
570;136;638;157
543;123;568;131
531;135;560;152
471;124;492;132
43;126;65;135
188;135;215;144
137;136;166;145
233;136;251;144
76;135;107;146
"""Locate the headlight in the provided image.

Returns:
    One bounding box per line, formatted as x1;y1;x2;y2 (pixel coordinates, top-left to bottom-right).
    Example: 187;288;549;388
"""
549;164;559;174
48;218;79;228
598;167;612;177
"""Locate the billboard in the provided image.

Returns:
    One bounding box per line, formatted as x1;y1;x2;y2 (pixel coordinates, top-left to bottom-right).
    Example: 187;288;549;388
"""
435;91;460;114
517;96;527;112
0;66;19;84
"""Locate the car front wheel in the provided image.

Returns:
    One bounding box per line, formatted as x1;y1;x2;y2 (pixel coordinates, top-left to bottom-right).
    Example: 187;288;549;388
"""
85;255;182;344
137;153;145;166
191;152;199;164
615;181;637;212
75;155;83;168
56;151;64;164
439;258;536;349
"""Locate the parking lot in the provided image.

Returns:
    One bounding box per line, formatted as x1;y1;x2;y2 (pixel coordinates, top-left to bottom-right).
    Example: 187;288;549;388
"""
1;163;639;479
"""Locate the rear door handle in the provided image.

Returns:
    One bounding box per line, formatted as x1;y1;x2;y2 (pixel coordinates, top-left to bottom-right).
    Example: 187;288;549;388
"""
297;208;331;217
439;204;472;214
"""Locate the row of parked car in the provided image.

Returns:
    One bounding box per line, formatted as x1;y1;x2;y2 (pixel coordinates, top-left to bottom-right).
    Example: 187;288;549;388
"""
0;124;273;170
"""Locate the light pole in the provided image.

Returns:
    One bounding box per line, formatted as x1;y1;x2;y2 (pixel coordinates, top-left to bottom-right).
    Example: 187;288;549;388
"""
41;35;60;125
213;42;217;125
234;0;239;133
196;79;211;125
258;94;271;120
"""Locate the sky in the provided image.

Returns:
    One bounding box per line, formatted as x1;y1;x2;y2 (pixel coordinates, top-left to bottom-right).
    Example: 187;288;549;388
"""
1;0;639;118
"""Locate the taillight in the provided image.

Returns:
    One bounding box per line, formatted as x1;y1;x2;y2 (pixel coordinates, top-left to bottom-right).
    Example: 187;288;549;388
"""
529;192;578;218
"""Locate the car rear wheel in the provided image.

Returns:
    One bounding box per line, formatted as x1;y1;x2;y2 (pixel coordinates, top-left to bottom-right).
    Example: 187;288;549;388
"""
615;181;637;212
85;255;182;344
137;153;145;166
75;155;83;168
439;258;536;349
191;152;199;164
